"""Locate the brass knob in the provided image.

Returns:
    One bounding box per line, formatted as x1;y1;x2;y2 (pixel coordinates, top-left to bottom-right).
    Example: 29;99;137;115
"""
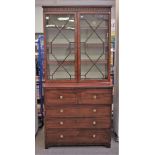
93;134;96;138
93;95;97;99
93;109;97;113
60;109;64;113
93;121;96;125
60;134;63;138
60;121;63;125
60;95;63;99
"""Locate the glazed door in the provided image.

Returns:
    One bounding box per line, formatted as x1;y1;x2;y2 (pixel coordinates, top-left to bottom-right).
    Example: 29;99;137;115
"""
79;13;110;81
45;13;77;81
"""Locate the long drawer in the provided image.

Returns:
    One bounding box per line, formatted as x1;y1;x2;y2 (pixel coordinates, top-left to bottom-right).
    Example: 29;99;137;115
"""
46;129;111;146
45;90;77;104
45;105;111;118
79;89;112;104
46;117;111;129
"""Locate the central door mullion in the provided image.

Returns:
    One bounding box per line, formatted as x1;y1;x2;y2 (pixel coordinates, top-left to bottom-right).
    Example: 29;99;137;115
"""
77;12;81;82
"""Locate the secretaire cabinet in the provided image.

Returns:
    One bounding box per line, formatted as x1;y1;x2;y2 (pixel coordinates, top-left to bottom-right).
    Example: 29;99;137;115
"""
43;6;113;148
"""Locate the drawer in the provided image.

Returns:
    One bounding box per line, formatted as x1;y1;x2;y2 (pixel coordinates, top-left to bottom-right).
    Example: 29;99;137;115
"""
45;90;77;104
46;129;111;146
46;117;111;129
45;105;111;118
79;89;112;104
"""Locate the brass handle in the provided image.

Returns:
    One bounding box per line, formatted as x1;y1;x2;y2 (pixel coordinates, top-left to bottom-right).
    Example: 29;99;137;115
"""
93;95;97;99
93;134;96;138
93;121;96;125
93;109;97;113
60;134;64;138
60;95;63;99
60;121;63;125
60;109;64;113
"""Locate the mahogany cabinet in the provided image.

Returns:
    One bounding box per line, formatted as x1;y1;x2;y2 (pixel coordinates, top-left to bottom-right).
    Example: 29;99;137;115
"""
43;6;113;148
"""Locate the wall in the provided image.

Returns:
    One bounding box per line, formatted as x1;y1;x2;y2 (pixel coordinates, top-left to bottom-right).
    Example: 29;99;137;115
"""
113;0;119;137
35;6;43;33
35;0;115;7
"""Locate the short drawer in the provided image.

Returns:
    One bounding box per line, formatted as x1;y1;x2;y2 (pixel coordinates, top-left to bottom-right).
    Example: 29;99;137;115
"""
79;89;112;104
45;105;111;118
45;90;77;104
46;117;111;129
46;129;111;146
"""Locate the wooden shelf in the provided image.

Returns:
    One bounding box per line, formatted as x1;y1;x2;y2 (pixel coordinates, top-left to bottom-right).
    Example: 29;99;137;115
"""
47;43;109;48
45;26;108;30
47;59;107;65
80;27;108;30
47;60;75;65
47;43;74;48
81;60;108;64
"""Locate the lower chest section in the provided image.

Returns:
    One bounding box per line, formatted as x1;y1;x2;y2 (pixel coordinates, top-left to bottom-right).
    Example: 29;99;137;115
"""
44;88;113;148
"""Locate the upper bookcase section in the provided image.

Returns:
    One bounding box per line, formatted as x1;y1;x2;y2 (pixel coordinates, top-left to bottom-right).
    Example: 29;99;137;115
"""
43;6;111;83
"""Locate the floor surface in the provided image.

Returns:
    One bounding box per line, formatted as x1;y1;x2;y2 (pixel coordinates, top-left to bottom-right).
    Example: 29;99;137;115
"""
35;128;119;155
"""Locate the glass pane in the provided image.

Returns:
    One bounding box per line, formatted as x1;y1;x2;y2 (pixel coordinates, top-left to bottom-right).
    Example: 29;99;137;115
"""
80;14;109;80
45;14;75;80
